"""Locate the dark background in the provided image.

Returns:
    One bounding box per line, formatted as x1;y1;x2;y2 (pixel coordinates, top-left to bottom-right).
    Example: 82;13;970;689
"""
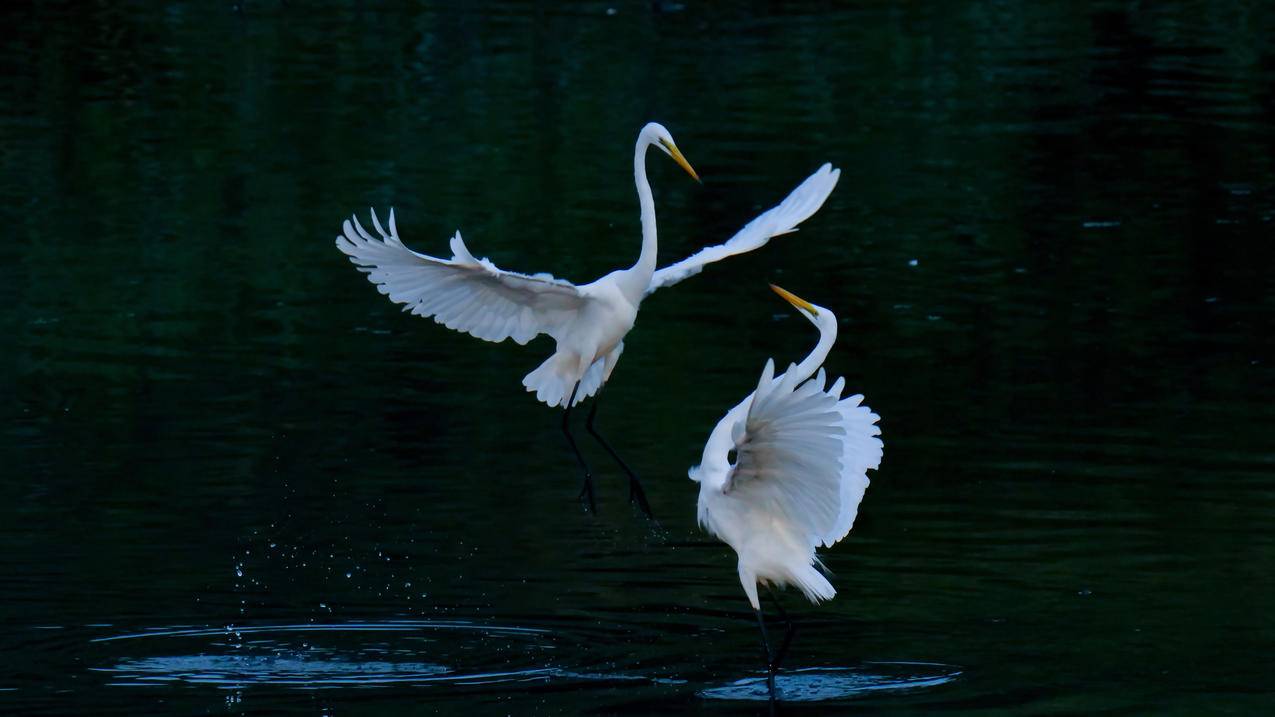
2;1;1273;714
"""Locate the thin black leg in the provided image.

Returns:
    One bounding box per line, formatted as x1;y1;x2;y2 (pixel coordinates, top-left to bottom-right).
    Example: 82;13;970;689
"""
755;607;774;668
561;382;595;513
585;390;654;519
755;607;779;702
766;585;798;671
765;584;790;623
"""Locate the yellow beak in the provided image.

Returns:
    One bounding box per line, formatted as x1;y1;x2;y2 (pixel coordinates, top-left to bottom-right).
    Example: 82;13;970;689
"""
660;138;701;183
770;284;819;316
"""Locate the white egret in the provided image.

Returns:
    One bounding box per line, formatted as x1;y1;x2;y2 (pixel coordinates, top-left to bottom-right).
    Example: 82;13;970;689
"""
336;122;841;516
689;284;882;682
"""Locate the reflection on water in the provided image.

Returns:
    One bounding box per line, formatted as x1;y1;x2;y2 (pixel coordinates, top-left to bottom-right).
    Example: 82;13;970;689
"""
700;663;961;702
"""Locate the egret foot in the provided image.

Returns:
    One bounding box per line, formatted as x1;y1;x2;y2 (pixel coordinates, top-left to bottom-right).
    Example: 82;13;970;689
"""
627;476;654;519
585;390;656;520
577;476;597;514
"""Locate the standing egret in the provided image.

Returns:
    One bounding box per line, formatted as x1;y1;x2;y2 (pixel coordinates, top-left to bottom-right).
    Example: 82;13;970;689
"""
689;285;882;685
336;123;841;516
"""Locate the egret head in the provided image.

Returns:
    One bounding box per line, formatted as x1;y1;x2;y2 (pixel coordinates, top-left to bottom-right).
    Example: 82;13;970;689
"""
642;122;700;183
770;284;833;329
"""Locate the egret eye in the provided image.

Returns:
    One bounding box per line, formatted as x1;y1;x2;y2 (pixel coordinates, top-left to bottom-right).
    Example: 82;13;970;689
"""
727;448;738;465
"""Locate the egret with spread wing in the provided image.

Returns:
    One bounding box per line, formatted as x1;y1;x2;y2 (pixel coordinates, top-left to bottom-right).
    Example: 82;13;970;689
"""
336;123;840;516
689;285;882;686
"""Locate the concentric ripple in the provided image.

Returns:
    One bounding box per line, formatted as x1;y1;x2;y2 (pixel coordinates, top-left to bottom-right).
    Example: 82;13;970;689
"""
700;662;961;702
90;620;677;690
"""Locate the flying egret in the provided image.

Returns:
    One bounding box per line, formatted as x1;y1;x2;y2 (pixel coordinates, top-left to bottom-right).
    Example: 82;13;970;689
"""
336;122;841;516
689;285;882;684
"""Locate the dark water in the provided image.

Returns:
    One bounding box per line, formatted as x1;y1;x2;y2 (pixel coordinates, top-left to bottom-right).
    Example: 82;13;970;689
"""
3;2;1274;714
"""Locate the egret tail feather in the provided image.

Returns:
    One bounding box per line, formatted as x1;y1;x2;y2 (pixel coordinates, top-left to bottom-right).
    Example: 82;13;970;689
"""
523;354;606;408
791;563;836;604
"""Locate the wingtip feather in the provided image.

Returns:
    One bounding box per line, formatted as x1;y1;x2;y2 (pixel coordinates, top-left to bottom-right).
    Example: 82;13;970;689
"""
756;358;776;395
370;207;388;240
351;213;374;241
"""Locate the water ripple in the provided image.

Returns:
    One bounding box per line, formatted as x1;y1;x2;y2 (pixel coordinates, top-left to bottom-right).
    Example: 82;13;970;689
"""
700;663;961;702
90;620;681;690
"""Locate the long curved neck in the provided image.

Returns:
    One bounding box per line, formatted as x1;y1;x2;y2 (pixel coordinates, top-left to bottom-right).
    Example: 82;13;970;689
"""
791;316;837;383
632;139;658;278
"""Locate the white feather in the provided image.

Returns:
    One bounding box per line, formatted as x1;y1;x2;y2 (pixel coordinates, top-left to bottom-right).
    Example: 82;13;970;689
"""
336;209;588;347
692;295;882;610
645;163;841;295
336;126;841;412
820;393;882;546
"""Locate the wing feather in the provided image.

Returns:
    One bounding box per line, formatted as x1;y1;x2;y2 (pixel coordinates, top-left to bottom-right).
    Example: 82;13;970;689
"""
822;393;883;545
336;209;588;345
646;164;841;295
724;364;882;549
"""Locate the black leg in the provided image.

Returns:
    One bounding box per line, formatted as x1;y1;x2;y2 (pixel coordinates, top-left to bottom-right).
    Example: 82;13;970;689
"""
765;584;790;622
585;390;654;519
755;607;774;669
561;382;596;513
766;585;798;671
755;607;779;702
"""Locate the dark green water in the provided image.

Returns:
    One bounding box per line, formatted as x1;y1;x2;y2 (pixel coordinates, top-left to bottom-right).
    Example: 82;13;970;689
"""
3;2;1274;714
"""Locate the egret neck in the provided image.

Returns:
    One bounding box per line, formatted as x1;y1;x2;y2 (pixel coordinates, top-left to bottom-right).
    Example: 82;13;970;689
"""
789;312;837;384
620;134;660;301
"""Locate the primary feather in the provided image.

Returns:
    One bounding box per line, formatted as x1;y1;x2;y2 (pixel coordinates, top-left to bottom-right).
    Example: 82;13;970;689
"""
646;163;840;295
336;209;587;346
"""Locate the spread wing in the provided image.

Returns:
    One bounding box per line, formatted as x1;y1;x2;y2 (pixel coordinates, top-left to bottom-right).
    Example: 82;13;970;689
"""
646;163;840;296
336;209;588;345
723;359;881;549
823;383;883;546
